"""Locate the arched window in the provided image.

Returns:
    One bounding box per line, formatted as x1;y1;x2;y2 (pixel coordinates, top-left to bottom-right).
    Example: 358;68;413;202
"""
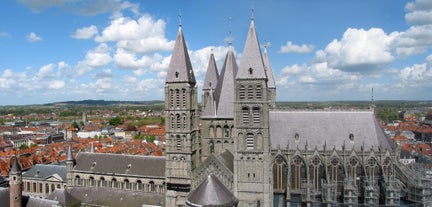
176;114;181;129
175;89;180;107
256;85;262;99
169;89;174;107
89;176;95;187
239;85;246;100
247;85;254;99
149;181;155;192
182;88;186;107
273;156;287;191
176;135;181;150
137;180;143;191
252;107;260;124
75;175;81;186
112;178;118;188
246;133;254;149
170;114;174;129
100;177;106;187
124;179;130;190
223;125;230;137
242;107;250;124
182;113;187;129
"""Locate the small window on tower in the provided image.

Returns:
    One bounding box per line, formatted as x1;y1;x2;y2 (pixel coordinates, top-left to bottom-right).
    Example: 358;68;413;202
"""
175;71;179;78
249;67;253;75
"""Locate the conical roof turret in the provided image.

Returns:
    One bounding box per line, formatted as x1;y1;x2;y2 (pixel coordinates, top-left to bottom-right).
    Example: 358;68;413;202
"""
166;26;196;84
10;156;21;174
263;47;275;89
214;45;238;118
236;19;266;80
66;146;74;161
203;52;219;91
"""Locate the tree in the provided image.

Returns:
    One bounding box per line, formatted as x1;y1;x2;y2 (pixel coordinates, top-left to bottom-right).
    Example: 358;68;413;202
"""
146;134;156;143
72;121;79;129
109;116;123;126
426;110;432;120
19;144;28;150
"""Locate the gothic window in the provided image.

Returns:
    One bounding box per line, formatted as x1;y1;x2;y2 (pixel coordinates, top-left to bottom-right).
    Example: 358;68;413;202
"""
246;133;254;149
239;85;246;100
310;156;323;191
223;125;230;137
252;107;260;124
256;85;262;99
242;107;250;124
176;135;181;150
273;156;287;191
291;156;305;191
175;89;180;107
247;85;254;99
182;88;186;107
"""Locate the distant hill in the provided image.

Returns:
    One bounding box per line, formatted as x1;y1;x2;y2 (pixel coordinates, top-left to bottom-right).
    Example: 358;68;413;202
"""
47;99;164;106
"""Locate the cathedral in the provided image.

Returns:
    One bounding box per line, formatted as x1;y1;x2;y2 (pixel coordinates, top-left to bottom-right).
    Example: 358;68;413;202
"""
164;15;414;207
6;13;431;207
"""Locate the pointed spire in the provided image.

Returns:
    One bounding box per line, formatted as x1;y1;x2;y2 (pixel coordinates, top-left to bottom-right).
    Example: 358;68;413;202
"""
10;156;21;174
203;52;219;91
236;17;266;80
263;46;276;89
186;174;238;206
166;23;196;84
214;45;238;118
90;142;95;153
66;146;74;161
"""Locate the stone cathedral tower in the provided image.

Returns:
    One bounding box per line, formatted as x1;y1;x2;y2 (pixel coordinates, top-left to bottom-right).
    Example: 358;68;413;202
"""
164;24;200;206
9;156;23;207
233;18;273;206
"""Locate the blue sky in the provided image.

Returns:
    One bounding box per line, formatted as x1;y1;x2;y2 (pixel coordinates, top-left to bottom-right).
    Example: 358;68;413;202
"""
0;0;431;105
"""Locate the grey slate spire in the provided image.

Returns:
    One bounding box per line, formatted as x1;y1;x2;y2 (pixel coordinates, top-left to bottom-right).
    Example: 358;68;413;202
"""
203;52;219;91
236;19;266;80
166;26;196;84
202;87;217;117
186;173;238;207
10;156;21;174
214;45;238;118
66;146;74;161
263;47;275;89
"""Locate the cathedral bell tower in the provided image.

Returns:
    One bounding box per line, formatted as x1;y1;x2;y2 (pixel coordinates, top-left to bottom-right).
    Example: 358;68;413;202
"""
234;17;273;206
9;156;22;207
164;24;200;206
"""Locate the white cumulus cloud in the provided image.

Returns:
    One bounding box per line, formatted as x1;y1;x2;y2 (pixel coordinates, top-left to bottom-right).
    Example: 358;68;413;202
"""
278;41;315;53
48;80;65;89
72;25;98;39
27;32;42;42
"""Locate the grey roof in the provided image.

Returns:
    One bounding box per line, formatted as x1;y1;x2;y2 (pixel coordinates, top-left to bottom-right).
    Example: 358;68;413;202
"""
10;156;21;174
236;20;266;80
186;174;238;207
0;187;59;207
66;146;74;161
47;188;83;206
217;150;234;173
60;186;164;207
23;164;66;181
269;110;392;151
202;53;219;90
263;47;276;88
214;46;238;118
166;26;196;84
74;152;165;178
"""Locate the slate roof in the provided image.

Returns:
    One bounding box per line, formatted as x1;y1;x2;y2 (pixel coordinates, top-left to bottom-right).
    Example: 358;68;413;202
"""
186;174;238;207
236;20;266;80
269;110;392;151
74;152;165;178
10;156;21;174
201;89;217;118
202;53;219;90
55;186;164;207
0;187;59;207
47;189;81;206
263;47;276;88
166;26;196;84
217;150;234;173
213;46;238;118
23;164;66;181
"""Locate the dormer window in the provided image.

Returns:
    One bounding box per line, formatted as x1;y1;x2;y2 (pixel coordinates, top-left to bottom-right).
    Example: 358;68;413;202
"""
91;162;97;169
349;132;354;141
175;71;179;78
248;67;253;75
294;133;299;141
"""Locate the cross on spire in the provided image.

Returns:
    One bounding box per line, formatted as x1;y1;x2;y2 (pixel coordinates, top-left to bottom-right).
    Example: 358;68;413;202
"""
251;0;255;21
178;9;182;27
